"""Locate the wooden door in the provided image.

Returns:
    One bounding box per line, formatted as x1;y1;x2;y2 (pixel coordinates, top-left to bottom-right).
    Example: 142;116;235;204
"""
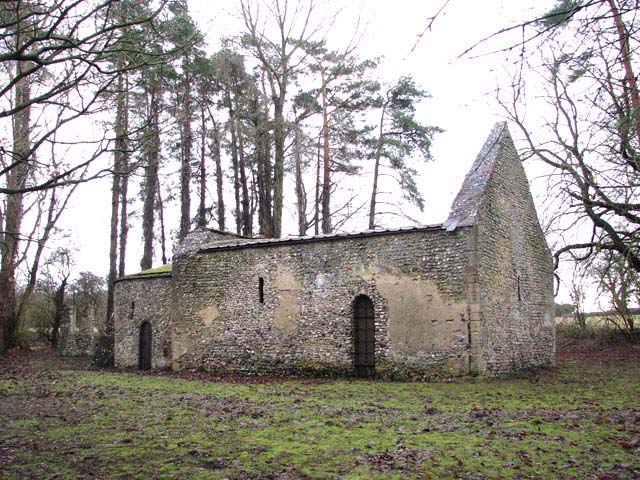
138;321;152;370
353;295;375;378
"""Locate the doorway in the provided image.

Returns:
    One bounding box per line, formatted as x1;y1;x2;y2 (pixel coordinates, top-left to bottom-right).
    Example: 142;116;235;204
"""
138;321;152;370
353;295;375;378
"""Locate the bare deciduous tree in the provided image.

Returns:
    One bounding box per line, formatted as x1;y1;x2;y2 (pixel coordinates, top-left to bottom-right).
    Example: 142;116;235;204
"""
499;0;640;274
593;250;637;339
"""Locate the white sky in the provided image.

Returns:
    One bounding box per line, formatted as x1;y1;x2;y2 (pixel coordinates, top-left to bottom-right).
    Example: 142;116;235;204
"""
58;0;568;297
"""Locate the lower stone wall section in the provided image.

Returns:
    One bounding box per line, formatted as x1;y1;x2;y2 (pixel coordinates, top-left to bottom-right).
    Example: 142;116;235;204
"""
171;228;474;380
114;275;172;369
61;327;96;357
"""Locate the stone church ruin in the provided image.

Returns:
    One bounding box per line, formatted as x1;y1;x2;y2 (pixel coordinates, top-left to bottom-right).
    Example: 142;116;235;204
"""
113;122;555;379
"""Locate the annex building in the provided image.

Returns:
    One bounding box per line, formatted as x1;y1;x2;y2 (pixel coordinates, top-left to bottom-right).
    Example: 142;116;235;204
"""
113;123;555;379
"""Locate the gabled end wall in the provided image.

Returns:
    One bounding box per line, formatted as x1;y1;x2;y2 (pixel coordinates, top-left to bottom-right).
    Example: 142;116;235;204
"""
461;123;555;376
113;274;173;369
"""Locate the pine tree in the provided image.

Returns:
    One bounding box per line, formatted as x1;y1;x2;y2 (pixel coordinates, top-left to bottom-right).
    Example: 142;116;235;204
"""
368;76;441;229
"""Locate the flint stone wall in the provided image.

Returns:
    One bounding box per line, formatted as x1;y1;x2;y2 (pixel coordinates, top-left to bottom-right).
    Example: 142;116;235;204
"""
473;130;556;376
111;122;556;379
171;228;474;380
174;227;245;258
114;274;172;369
61;315;96;357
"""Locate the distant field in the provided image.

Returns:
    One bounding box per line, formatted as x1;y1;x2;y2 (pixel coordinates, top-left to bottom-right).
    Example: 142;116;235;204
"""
555;314;639;327
1;347;639;479
556;315;605;326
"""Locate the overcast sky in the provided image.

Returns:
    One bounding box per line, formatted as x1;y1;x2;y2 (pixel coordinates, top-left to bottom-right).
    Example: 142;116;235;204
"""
59;0;561;290
187;0;557;223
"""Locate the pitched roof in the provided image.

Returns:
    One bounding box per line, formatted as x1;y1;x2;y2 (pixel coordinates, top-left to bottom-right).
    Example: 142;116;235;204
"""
198;224;445;253
443;121;510;231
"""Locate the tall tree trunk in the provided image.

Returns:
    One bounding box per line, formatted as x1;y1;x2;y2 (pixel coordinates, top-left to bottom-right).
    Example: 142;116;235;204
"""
272;93;286;238
228;96;242;235
140;80;161;271
236;97;252;237
98;70;127;367
51;277;69;349
98;155;120;367
0;56;31;352
211;120;225;232
118;71;130;278
607;0;640;150
314;141;321;236
250;169;258;222
118;162;129;277
294;125;307;236
256;121;273;237
198;105;207;227
257;72;274;237
179;69;193;240
156;177;167;265
368;104;387;230
320;67;331;234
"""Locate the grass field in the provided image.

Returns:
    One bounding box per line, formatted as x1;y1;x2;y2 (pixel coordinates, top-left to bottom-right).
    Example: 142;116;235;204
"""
1;347;639;479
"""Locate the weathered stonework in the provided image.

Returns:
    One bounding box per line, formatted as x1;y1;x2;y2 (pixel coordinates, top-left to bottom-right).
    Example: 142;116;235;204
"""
173;227;246;258
169;227;472;379
446;122;555;376
60;310;98;357
113;122;555;379
473;126;555;376
114;274;172;369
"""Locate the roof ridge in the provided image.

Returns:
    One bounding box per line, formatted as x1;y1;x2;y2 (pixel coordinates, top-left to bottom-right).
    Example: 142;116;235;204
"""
198;223;455;253
444;122;511;230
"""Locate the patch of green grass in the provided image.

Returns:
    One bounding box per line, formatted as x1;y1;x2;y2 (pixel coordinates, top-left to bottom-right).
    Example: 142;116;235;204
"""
5;418;39;429
1;350;640;479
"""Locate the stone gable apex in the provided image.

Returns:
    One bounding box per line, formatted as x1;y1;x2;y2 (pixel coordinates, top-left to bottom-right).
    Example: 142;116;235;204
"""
444;121;513;231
